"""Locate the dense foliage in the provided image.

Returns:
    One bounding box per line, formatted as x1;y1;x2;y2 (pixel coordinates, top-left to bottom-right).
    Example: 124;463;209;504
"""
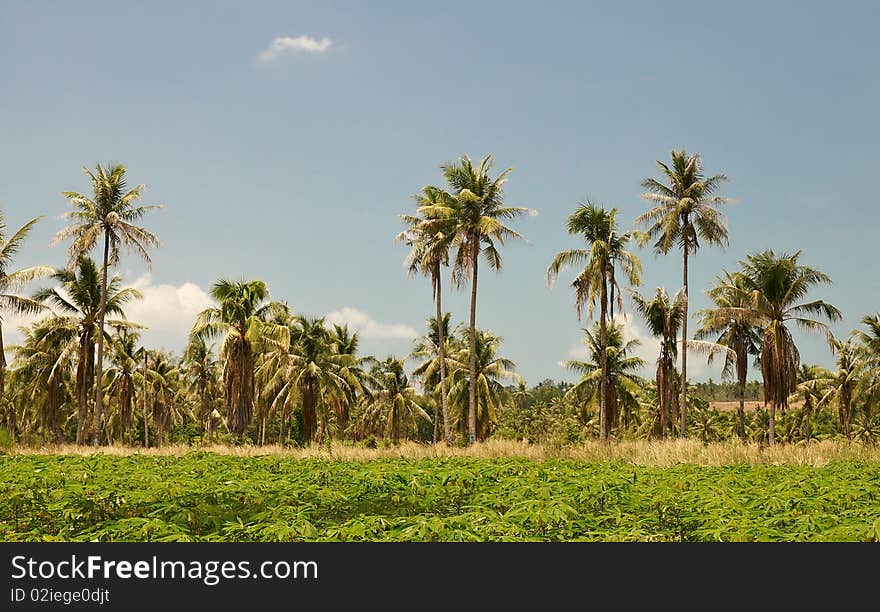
2;454;878;542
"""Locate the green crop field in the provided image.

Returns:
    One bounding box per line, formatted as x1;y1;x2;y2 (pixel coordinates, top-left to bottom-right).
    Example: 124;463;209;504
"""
2;453;879;542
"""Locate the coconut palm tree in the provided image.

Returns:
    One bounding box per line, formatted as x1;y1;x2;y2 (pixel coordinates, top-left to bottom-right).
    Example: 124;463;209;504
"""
10;318;76;442
854;314;880;403
191;279;287;438
183;334;219;443
790;364;833;441
103;329;141;443
818;339;860;440
257;316;359;444
563;322;646;437
547;203;641;440
410;314;460;443
362;356;430;444
144;350;182;447
446;329;521;441
730;250;842;445
418;154;533;444
34;258;142;443
695;272;762;439
0;211;52;422
631;287;686;437
53;163;161;444
398;185;458;444
328;324;372;440
636;150;731;436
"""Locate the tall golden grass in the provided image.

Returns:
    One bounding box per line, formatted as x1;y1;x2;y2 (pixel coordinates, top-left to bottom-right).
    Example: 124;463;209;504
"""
12;439;880;466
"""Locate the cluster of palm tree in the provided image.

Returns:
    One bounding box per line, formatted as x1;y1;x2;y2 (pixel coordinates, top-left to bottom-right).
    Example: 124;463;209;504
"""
1;151;879;447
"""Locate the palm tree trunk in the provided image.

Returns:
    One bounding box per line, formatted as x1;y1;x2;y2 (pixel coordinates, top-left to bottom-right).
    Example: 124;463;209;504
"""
91;230;110;446
680;247;689;438
599;277;608;441
0;322;9;444
142;352;149;448
434;266;451;445
467;239;479;445
737;374;746;441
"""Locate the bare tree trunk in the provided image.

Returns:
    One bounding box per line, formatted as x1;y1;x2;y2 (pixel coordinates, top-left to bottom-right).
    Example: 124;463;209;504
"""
680;247;689;438
467;239;479;445
434;265;451;445
599;277;608;440
91;231;111;445
737;373;746;441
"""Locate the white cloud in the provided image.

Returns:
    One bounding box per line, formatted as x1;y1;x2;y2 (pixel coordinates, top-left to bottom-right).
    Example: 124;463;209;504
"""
324;307;417;340
126;274;214;351
257;35;333;61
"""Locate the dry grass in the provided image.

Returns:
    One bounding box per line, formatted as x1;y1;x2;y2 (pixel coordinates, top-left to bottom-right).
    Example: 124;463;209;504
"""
12;438;880;466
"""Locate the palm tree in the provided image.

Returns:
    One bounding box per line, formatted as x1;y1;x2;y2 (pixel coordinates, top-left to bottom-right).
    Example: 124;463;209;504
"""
183;334;219;443
854;314;880;403
731;250;842;445
328;324;371;440
636;150;731;436
363;357;430;444
258;316;358;444
410;314;459;443
446;329;521;440
790;364;833;441
144;350;182;447
35;258;142;443
547;203;641;440
819;339;860;440
398;185;457;444
104;329;141;443
191;279;287;438
0;211;52;423
53;163;161;444
10;318;76;442
419;154;533;444
563;322;646;436
695;272;762;439
631;287;686;437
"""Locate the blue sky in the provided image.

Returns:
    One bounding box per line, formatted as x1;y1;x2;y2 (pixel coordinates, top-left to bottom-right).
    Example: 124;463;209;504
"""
2;1;878;384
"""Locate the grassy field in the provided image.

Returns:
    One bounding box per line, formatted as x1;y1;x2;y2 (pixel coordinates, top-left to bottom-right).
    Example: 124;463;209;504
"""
3;443;880;542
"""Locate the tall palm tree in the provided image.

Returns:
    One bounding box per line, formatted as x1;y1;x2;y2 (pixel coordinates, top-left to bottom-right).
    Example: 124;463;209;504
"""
695;272;762;439
419;154;533;444
446;328;521;441
191;279;287;438
729;250;841;445
363;356;430;444
183;334;219;443
398;185;457;444
410;313;459;443
563;322;646;436
547;204;641;440
0;211;52;420
631;287;686;437
636;150;731;436
53;163;161;444
35;258;142;443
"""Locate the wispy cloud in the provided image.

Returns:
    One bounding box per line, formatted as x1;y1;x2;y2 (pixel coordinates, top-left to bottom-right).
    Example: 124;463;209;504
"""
325;307;417;340
257;35;333;62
